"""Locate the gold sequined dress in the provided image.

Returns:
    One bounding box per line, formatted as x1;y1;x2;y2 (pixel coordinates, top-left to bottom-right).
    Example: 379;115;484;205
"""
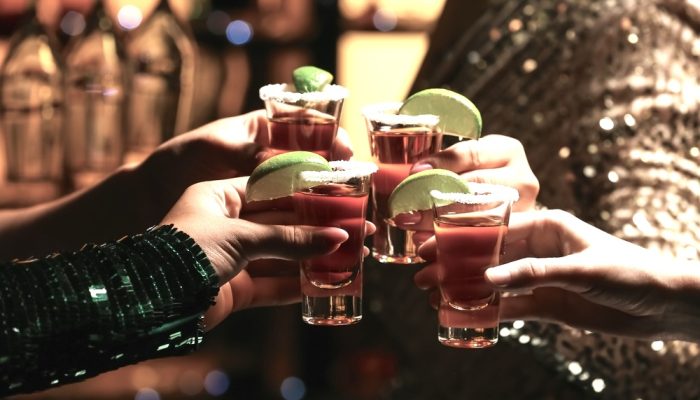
366;0;700;398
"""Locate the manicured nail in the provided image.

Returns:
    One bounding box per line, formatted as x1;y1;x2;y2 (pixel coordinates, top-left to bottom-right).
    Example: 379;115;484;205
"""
485;267;511;286
316;227;349;245
410;162;433;174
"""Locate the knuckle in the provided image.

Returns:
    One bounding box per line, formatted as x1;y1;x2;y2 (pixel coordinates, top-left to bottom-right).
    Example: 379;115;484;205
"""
518;258;548;284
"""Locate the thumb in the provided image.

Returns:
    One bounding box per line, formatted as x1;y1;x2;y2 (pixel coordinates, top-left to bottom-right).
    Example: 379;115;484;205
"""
485;255;592;294
238;221;349;262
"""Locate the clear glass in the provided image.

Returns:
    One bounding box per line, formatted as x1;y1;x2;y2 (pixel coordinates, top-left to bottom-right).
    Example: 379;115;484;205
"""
125;0;195;163
259;83;347;160
292;161;376;325
0;2;64;206
363;102;442;264
64;0;126;189
430;184;518;348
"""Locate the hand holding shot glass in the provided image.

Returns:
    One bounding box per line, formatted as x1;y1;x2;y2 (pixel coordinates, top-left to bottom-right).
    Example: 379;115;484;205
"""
259;66;348;159
246;151;376;326
364;89;482;264
388;166;519;348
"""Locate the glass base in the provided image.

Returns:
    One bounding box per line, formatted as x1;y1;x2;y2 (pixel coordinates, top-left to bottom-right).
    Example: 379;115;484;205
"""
438;325;498;349
302;295;362;326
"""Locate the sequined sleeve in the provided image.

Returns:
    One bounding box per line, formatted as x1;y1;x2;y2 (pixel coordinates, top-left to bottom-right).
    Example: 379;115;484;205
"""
413;0;700;398
0;225;219;396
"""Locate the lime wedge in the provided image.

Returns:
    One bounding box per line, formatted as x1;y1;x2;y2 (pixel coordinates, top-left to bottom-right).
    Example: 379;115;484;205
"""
398;88;482;139
246;151;331;202
388;169;470;218
292;66;334;93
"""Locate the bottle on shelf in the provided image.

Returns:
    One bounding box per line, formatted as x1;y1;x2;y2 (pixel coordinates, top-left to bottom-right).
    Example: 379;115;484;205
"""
125;0;196;163
0;0;65;206
64;0;127;190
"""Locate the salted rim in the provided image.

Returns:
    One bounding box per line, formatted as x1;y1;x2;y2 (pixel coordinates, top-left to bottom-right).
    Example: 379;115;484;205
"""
430;183;519;205
259;83;348;103
362;102;440;127
299;161;378;183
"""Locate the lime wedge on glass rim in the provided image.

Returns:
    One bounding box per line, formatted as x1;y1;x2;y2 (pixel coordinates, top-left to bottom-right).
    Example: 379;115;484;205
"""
246;151;331;202
388;169;470;218
398;88;482;139
292;66;334;93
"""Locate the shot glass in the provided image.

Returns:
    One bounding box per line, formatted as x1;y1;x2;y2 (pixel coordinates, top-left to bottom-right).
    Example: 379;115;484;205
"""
259;83;348;160
292;161;377;325
363;102;442;264
430;183;519;348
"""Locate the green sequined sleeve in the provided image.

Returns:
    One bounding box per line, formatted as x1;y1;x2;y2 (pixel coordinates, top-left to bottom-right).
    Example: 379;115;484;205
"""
0;225;219;396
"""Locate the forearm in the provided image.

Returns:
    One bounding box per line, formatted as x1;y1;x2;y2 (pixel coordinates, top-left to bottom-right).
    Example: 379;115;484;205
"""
0;165;162;260
0;225;219;396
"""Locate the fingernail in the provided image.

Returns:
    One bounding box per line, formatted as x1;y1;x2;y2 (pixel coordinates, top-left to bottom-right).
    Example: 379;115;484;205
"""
410;162;433;174
316;227;349;244
486;267;511;286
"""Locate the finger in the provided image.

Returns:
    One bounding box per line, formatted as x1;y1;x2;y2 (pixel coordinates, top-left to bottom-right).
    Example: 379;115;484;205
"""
428;290;440;310
459;168;538;211
330;127;354;161
417;236;437;261
485;254;593;294
410;135;525;174
412;231;433;248
414;262;439;290
500;239;532;264
239;222;349;262
244;210;300;225
365;221;377;236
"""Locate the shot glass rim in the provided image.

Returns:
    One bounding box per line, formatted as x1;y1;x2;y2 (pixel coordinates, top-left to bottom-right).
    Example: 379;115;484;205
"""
259;83;348;103
298;161;378;183
362;102;440;127
430;183;519;205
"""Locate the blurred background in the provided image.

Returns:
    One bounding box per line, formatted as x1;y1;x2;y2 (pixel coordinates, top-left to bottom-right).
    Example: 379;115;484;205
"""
1;0;445;399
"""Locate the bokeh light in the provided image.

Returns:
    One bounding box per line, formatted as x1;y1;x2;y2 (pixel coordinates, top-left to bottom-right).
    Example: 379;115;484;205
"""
134;388;160;400
60;11;86;36
204;370;229;396
225;20;253;45
372;9;397;32
280;376;306;400
117;5;143;31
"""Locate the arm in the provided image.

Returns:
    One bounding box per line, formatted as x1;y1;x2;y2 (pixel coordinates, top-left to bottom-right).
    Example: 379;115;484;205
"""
1;177;352;396
0;110;355;260
415;209;700;342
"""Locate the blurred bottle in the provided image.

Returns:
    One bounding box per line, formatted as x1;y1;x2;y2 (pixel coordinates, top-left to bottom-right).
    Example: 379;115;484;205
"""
0;0;65;207
125;0;195;163
64;0;126;190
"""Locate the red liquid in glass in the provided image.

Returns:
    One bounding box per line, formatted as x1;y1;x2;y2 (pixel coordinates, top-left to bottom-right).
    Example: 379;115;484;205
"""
369;128;442;261
268;113;337;159
293;183;368;288
434;216;506;310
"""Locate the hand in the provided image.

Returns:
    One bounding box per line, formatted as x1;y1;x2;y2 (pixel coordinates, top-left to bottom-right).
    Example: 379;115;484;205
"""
416;209;700;341
138;110;354;227
0;111;353;260
410;134;539;211
160;177;374;330
395;135;540;247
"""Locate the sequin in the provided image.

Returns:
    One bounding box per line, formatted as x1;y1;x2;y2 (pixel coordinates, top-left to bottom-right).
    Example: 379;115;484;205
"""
381;0;700;398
